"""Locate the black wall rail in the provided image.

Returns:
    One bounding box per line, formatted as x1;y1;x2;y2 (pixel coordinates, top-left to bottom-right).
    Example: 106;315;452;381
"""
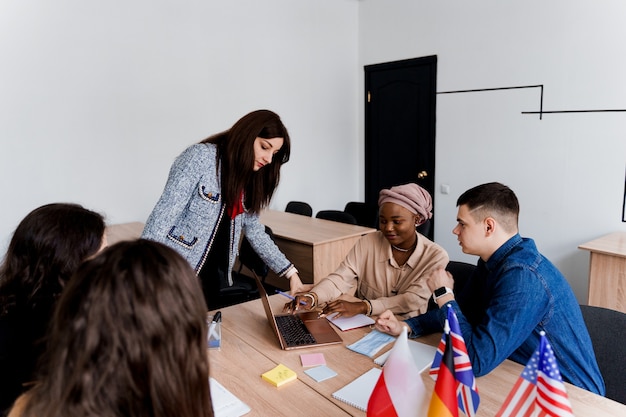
438;84;626;120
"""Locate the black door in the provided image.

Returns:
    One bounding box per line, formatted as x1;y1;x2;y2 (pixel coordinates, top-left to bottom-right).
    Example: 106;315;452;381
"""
364;55;437;238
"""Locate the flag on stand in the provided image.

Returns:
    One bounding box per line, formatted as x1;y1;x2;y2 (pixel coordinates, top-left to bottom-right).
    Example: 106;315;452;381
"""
367;326;429;417
428;323;459;417
495;331;574;417
429;305;480;417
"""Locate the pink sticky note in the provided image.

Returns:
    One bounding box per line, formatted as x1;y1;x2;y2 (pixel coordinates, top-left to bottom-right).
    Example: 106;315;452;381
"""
300;352;326;367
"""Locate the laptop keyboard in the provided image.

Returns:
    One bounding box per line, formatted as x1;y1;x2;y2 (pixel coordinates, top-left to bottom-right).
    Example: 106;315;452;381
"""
275;315;316;347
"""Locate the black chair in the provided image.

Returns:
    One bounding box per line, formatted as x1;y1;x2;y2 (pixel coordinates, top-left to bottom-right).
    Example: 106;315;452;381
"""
416;218;432;238
285;201;313;217
344;201;378;228
579;304;626;404
427;260;476;311
217;226;274;309
316;210;358;225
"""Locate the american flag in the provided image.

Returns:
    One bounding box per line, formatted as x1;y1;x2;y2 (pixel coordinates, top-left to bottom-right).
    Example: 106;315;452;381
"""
496;332;574;417
429;305;480;417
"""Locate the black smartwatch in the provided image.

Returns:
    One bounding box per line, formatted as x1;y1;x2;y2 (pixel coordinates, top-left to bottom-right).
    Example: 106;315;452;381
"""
433;286;453;301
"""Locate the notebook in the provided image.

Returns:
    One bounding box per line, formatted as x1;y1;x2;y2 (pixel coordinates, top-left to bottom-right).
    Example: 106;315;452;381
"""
332;368;381;412
209;377;251;417
325;312;375;331
252;273;343;350
374;339;437;372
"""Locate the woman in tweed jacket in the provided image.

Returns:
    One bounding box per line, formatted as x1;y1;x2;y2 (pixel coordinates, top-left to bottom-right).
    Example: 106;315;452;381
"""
142;110;304;308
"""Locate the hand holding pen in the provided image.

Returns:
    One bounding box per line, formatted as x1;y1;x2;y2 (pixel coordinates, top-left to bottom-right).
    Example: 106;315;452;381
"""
276;290;315;313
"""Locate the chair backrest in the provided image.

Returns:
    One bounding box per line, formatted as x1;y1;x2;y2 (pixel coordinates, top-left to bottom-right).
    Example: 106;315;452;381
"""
343;202;378;228
579;304;626;404
427;260;477;311
237;226;274;279
315;210;358;225
285;201;313;217
444;260;476;295
416;218;432;237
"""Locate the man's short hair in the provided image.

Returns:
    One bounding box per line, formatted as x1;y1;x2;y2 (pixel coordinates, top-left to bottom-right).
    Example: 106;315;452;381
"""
457;182;520;232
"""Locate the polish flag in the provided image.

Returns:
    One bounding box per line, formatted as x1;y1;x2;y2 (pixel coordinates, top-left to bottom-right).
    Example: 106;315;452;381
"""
367;327;429;417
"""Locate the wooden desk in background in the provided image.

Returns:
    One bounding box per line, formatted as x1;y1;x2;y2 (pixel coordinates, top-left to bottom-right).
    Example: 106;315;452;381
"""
258;210;376;289
105;221;144;245
579;231;626;313
208;296;626;417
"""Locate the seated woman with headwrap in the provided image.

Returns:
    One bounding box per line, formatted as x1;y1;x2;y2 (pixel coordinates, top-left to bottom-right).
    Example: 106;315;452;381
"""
284;183;448;319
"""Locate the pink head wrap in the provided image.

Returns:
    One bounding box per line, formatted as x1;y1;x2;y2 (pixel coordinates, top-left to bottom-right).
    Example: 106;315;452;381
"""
378;183;433;222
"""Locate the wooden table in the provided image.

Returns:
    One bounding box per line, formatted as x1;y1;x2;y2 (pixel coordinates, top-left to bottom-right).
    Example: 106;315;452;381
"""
208;296;626;417
257;210;376;289
579;232;626;313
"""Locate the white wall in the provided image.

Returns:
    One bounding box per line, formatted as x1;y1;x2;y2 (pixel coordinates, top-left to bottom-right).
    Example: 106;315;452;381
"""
359;0;626;302
2;1;625;303
0;0;359;250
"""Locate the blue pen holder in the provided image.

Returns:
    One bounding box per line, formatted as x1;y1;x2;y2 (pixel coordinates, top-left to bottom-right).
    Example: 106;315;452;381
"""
207;314;222;350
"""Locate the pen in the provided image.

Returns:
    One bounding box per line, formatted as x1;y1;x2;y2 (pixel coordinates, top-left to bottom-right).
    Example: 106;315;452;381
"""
275;290;307;305
208;311;221;342
212;311;222;323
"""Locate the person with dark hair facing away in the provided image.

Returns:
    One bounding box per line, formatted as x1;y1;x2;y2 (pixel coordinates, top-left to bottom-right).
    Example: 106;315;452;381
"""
285;183;448;319
7;239;214;417
142;109;305;309
375;182;605;395
0;203;106;414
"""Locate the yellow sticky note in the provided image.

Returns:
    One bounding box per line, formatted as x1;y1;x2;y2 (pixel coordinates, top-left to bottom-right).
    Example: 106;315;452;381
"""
261;363;297;387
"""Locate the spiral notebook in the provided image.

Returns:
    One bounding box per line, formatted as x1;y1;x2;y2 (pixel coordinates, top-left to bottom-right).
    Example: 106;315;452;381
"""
331;368;381;412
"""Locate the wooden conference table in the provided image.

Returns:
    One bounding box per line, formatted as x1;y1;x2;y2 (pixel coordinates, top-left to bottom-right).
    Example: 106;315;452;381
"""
257;210;376;289
208;296;626;417
105;212;377;291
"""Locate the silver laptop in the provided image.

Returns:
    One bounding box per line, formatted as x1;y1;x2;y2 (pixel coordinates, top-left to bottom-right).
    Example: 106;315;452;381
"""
252;274;343;350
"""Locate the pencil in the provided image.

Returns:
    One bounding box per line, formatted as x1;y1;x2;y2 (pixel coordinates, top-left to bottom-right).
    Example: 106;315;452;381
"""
275;290;307;305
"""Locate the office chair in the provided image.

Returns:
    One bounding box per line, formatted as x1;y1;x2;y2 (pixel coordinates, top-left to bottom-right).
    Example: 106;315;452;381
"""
236;226;273;281
344;201;378;228
285;201;313;217
416;218;432;238
579;304;626;404
316;210;358;225
217;226;274;309
427;260;477;311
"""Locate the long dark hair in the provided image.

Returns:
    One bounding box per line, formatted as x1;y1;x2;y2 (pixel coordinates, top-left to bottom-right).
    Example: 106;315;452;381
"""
0;203;105;315
201;109;291;213
22;239;213;417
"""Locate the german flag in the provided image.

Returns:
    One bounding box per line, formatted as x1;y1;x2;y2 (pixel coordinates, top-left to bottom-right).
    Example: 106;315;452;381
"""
428;329;459;417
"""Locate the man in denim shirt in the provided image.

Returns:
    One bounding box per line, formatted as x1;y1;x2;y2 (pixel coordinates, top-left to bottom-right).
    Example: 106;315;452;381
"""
375;182;605;395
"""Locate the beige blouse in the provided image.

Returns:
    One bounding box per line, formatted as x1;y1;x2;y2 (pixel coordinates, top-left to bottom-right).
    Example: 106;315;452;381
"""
7;393;27;417
310;231;449;318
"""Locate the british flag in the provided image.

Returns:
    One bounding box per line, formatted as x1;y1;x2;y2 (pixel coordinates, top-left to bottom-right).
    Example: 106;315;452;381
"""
429;305;480;417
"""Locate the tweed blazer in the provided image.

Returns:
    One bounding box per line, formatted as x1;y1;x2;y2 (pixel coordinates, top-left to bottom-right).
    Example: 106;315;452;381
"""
142;143;293;284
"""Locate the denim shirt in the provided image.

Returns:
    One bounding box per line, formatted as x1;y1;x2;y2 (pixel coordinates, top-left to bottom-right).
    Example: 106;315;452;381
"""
142;143;293;283
405;234;605;395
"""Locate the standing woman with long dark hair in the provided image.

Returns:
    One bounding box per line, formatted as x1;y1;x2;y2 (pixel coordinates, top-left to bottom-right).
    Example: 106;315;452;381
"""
142;110;304;308
0;203;106;414
8;240;213;417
